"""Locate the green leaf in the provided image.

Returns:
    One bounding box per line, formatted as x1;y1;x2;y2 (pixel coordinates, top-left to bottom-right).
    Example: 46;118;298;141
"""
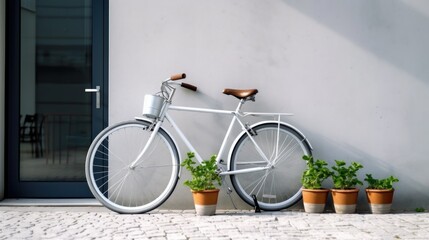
331;160;363;189
181;152;222;191
364;174;398;190
301;155;332;189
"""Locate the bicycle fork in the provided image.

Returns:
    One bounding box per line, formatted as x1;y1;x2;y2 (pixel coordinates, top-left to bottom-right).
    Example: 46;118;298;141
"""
129;120;163;169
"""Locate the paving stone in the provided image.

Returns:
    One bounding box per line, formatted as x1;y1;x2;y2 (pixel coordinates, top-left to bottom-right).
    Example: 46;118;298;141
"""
1;207;429;239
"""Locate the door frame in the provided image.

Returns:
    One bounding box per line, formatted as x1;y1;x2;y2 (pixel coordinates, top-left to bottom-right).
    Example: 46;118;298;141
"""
5;0;109;197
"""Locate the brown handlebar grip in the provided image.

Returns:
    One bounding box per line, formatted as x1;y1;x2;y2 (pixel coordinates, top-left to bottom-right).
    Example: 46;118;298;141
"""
181;83;197;91
170;73;186;80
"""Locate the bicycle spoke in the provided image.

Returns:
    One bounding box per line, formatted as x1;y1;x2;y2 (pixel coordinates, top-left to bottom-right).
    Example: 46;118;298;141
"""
136;164;179;169
230;123;311;211
103;170;128;202
86;120;179;213
273;138;300;166
98;141;128;167
255;172;270;199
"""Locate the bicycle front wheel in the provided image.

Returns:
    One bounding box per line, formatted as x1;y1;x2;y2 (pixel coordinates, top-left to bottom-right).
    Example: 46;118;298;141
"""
85;120;179;214
230;123;312;211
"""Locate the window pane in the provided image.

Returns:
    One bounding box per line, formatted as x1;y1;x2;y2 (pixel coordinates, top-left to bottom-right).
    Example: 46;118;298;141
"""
20;0;92;181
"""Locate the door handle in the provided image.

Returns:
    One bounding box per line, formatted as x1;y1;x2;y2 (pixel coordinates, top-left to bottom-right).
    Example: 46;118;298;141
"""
85;86;101;109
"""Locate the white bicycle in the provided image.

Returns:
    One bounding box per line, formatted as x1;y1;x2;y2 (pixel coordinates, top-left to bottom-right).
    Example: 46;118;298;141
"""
85;73;312;214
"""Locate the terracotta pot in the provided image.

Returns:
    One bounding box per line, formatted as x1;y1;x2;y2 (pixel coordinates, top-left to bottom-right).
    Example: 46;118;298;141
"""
366;189;394;214
331;188;359;214
191;189;220;216
302;188;329;213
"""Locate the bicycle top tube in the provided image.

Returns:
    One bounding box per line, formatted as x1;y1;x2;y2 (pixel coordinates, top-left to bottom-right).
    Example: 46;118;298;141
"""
168;105;294;118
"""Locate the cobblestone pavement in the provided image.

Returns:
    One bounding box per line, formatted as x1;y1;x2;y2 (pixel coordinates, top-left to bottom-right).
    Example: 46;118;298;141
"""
1;207;428;240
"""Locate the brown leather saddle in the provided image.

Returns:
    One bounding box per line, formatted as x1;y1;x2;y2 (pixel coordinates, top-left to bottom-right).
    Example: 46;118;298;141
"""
223;89;258;100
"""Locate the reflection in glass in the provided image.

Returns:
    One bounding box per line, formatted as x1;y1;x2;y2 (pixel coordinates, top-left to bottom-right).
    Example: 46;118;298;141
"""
20;0;92;181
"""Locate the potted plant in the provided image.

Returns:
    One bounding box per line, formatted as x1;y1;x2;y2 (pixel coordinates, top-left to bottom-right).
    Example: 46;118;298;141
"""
181;152;222;216
301;155;332;213
364;174;399;214
331;160;363;214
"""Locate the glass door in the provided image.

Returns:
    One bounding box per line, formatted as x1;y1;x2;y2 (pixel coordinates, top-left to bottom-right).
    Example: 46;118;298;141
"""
6;0;108;197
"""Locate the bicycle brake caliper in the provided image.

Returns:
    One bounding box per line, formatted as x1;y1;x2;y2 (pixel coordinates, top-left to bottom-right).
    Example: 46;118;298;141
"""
245;123;257;136
147;120;157;131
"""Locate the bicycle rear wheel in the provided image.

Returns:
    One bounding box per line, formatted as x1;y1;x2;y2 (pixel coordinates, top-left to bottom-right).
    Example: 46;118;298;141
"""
85;120;179;214
230;122;311;211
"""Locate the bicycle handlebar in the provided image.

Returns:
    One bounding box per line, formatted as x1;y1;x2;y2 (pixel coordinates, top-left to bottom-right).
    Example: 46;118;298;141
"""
168;73;197;91
181;82;197;91
170;73;186;80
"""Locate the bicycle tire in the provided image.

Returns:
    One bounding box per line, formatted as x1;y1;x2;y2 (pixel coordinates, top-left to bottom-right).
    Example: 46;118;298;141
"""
230;122;312;211
85;120;180;214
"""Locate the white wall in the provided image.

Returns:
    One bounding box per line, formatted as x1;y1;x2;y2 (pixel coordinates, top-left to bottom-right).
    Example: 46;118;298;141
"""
0;0;5;200
109;0;429;211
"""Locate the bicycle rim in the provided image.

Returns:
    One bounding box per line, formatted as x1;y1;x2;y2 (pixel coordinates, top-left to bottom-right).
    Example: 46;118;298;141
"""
85;120;179;214
230;123;311;211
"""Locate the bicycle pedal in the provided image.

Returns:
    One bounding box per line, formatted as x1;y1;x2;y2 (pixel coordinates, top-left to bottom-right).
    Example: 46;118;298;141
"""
251;194;261;213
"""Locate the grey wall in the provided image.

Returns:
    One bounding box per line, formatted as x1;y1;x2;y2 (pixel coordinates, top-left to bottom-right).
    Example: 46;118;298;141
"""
1;0;5;200
109;0;429;211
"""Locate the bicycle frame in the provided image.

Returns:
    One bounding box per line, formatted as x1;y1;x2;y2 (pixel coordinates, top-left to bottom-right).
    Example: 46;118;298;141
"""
132;97;308;177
